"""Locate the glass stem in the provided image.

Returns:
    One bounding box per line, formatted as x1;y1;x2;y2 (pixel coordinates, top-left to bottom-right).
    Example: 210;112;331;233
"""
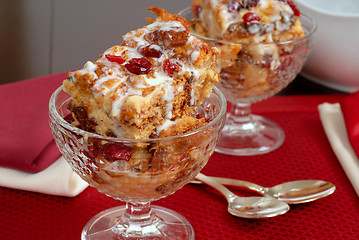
227;103;256;131
111;202;163;237
112;202;162;237
122;202;156;226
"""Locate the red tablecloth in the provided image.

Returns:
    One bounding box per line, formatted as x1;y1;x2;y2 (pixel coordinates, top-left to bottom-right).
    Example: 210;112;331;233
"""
1;73;359;240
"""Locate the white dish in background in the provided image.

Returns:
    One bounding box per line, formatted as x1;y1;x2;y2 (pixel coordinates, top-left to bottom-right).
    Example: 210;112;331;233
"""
295;0;359;92
301;72;358;93
298;0;359;16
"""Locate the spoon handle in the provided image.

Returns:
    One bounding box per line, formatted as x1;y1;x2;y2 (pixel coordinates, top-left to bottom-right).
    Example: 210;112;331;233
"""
194;175;267;196
195;173;237;201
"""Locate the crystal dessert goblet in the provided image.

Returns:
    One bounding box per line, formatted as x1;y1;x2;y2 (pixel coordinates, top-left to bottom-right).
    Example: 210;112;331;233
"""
180;7;316;156
49;85;226;240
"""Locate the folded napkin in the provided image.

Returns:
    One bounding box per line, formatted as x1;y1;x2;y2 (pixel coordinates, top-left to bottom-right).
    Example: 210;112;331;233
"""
0;74;64;172
340;91;359;158
318;102;359;197
0;157;88;197
0;72;88;196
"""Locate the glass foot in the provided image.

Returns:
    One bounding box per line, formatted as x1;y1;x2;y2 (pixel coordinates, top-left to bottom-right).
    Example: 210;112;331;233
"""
215;114;285;156
81;205;195;240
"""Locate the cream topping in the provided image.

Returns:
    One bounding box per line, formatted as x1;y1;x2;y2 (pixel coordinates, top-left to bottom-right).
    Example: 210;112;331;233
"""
71;16;203;134
200;0;297;39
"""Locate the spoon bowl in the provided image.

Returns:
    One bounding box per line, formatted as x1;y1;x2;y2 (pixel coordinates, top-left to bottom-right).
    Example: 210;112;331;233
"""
267;180;336;204
196;173;289;218
227;195;290;219
192;176;336;204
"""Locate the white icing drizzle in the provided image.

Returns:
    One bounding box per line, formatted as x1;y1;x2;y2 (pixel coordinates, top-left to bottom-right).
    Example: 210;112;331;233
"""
258;0;270;9
190;88;195;105
186;37;201;63
68;72;76;82
190;49;201;63
248;24;261;34
78;61;98;79
151;71;172;86
111;87;143;117
72;15;205;133
156;119;178;133
201;0;297;39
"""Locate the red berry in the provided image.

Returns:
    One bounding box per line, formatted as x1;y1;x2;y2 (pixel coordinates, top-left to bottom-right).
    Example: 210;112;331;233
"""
125;58;152;75
84;145;99;159
64;113;74;123
163;59;182;77
102;142;131;162
278;0;301;16
242;12;261;23
287;0;301;16
138;45;162;58
192;4;202;17
105;54;125;64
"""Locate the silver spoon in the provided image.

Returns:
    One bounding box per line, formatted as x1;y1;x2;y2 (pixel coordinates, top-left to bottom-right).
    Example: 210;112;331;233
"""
195;173;289;218
192;175;336;204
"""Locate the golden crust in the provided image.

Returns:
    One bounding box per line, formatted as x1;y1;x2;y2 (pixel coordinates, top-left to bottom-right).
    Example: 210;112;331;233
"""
61;8;221;200
148;7;190;31
63;7;219;139
190;0;305;99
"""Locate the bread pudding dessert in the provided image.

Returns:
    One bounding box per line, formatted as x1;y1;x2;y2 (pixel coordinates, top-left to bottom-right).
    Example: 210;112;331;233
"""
64;7;219;140
189;0;305;100
61;7;221;201
191;0;303;42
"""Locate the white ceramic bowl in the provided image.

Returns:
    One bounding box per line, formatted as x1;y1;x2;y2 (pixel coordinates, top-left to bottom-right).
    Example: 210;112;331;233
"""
295;0;359;92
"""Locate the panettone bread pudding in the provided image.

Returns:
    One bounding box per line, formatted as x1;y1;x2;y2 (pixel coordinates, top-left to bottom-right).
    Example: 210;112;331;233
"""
64;7;219;140
58;8;224;200
189;0;306;99
191;0;304;43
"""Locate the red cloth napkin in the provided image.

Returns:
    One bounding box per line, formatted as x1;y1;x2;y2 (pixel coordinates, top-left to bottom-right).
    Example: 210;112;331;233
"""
0;73;66;173
340;91;359;158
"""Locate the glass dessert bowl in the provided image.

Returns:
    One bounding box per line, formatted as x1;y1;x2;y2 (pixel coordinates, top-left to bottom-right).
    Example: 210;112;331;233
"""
180;6;316;156
49;85;226;240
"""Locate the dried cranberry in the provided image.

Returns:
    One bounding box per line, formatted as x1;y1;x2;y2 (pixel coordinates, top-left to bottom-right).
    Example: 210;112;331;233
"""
84;145;99;159
192;4;202;17
105;54;125;64
163;59;182;77
125;58;152;75
102;142;131;162
279;0;301;16
64;113;74;123
138;45;162;58
287;0;301;16
242;12;261;23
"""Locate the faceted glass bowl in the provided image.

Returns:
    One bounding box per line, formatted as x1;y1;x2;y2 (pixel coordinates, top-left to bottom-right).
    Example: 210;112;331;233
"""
180;7;316;156
49;85;226;240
